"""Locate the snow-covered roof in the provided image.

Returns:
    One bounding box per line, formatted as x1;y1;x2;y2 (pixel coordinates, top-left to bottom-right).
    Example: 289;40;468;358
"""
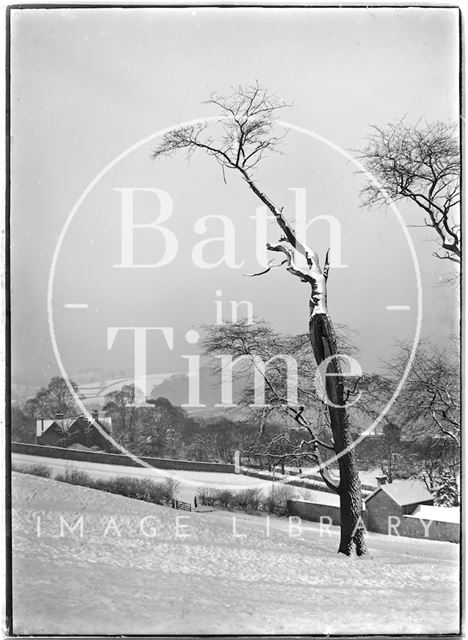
296;490;340;508
365;479;433;507
408;505;460;524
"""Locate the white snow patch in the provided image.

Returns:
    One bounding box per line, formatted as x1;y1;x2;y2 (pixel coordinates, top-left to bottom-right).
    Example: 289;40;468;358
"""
293;490;340;507
408;505;460;524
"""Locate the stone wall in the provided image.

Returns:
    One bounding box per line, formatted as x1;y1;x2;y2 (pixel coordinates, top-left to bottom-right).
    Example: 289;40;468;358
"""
288;496;459;544
399;516;460;543
12;441;235;473
287;499;341;526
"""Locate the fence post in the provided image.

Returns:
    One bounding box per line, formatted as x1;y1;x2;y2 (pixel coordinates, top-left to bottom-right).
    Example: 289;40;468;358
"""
234;450;241;474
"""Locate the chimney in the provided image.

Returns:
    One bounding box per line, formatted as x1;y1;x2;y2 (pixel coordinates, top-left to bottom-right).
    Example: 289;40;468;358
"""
376;474;388;486
55;412;65;432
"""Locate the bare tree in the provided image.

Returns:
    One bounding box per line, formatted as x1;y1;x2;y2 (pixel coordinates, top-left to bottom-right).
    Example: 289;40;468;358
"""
352;346;460;495
23;376;80;419
384;339;460;448
358;119;460;263
202;321;338;484
103;384;138;448
153;83;366;556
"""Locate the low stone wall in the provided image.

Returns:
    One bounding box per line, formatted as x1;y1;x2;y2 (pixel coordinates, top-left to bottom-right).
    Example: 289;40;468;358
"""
287;499;341;526
242;467;374;496
242;467;336;494
400;515;460;543
12;442;235;474
288;499;459;543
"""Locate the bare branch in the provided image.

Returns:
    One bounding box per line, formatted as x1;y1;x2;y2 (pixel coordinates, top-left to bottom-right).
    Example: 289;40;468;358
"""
357;119;460;265
244;258;288;277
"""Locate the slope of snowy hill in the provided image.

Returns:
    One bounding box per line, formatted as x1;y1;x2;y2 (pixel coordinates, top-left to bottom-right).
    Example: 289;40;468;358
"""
11;472;459;635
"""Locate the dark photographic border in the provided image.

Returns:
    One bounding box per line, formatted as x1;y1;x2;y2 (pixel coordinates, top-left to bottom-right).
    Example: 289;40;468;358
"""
4;3;463;638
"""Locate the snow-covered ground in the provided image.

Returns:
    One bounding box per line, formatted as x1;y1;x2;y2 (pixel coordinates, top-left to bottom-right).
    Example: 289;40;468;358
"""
255;464;380;488
12;453;375;505
12;452;286;504
12;472;459;635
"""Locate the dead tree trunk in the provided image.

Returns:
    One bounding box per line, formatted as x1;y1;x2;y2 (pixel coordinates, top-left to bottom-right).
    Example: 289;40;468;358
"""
264;240;367;556
152;86;368;555
244;177;367;556
309;312;366;556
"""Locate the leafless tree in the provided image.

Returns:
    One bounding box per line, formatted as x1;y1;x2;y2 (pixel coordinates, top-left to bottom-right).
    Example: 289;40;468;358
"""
23;376;80;419
351;346;460;492
153;83;366;555
385;339;460;448
103;383;138;448
358;119;460;264
202;320;339;487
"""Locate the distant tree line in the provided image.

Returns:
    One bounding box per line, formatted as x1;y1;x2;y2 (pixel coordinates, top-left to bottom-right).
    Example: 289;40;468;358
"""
11;377;270;464
10;327;459;508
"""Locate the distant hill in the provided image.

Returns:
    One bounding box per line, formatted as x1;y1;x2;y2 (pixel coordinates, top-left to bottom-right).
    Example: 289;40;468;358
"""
77;373;175;406
149;365;249;410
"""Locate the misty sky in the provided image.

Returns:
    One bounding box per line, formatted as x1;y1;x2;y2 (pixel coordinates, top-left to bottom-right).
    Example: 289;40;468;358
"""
10;6;459;389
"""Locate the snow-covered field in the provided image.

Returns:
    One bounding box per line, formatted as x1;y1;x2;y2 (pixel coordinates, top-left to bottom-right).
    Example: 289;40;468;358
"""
12;452;283;504
11;453;375;506
12;472;459;635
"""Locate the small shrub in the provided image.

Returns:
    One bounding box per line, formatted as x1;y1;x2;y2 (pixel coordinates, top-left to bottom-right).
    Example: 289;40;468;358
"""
55;469;93;486
105;477;151;500
197;486;286;515
197;487;229;507
262;485;292;517
235;488;261;512
163;477;180;502
54;471;179;507
197;487;218;506
12;463;51;478
216;489;233;508
91;478;112;493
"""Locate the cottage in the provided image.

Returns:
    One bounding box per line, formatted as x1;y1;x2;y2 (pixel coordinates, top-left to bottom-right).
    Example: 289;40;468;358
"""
36;411;114;452
35;418;69;445
287;476;458;544
364;478;433;535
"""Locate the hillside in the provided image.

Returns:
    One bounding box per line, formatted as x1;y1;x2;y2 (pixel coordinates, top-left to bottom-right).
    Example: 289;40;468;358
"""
11;472;459;635
149;365;248;409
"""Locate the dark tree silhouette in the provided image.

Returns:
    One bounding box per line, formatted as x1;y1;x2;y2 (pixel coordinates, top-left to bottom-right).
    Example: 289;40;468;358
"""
23;376;79;419
103;384;138;448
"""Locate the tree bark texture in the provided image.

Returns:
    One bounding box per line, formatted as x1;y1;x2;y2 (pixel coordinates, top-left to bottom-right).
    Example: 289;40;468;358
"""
309;312;367;556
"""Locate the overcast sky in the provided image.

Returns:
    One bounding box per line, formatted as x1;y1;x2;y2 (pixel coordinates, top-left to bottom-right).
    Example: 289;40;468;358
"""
10;6;459;390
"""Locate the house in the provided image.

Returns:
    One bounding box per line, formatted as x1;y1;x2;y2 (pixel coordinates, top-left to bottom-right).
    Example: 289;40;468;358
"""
287;475;459;543
363;476;459;542
35;418;70;446
364;477;433;534
36;411;115;452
